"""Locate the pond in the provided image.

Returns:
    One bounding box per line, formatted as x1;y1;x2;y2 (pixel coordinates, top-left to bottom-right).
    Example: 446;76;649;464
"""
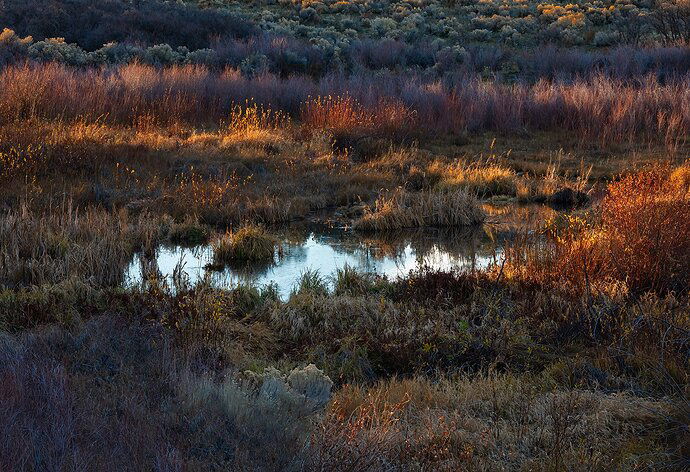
125;204;558;299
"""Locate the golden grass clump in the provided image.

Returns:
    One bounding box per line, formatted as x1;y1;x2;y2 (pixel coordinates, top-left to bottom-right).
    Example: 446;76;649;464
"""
212;225;278;264
669;163;690;195
355;188;485;231
225;101;289;144
435;160;518;197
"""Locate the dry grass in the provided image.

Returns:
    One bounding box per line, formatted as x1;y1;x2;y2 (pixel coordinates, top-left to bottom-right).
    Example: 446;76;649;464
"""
0;316;324;471
225;101;289;145
0;239;686;470
435;160;518;197
307;375;676;471
0;203;163;288
355;188;486;231
301;94;417;141
428;150;593;204
1;313;683;471
1;63;687;148
1;59;690;472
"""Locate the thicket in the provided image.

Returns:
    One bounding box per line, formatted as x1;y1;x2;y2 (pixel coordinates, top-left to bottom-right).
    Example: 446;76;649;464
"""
1;0;690;80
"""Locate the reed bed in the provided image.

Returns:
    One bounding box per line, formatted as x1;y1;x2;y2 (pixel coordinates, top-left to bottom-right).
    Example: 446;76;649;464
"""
355;188;486;231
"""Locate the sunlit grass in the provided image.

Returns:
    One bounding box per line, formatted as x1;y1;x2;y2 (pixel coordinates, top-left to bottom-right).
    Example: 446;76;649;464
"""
355;188;486;230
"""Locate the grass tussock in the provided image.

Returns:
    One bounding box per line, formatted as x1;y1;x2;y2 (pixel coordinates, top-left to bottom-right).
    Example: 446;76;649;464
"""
355;188;485;231
226;101;289;144
436;160;518;197
212;225;278;265
432;154;593;204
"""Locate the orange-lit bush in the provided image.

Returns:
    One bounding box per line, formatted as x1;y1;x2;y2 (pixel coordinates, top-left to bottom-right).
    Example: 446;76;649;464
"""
600;164;690;294
511;165;690;295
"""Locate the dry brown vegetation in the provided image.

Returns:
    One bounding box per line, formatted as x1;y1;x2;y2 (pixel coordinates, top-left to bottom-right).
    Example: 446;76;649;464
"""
355;188;486;231
0;203;164;288
212;225;279;264
0;59;689;471
0;213;688;470
0;63;689;148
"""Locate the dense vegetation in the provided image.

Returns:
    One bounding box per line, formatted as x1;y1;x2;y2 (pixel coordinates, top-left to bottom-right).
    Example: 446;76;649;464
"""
1;0;690;78
0;0;688;470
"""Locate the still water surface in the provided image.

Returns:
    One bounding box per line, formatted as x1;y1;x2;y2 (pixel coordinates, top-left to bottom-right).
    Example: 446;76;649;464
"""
125;204;556;299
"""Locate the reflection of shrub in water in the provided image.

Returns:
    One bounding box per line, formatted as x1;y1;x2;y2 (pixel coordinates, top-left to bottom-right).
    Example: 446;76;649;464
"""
354;226;492;265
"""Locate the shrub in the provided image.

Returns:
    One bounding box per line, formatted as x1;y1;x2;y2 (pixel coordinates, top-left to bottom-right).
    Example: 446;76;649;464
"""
28;37;90;65
0;0;258;50
510;165;690;295
599;165;690;294
0;63;688;147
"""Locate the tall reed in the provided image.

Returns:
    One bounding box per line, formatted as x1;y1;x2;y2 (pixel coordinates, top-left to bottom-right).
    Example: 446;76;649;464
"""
0;203;163;287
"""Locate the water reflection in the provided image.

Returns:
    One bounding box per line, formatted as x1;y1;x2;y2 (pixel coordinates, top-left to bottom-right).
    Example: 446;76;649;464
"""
126;226;498;299
125;204;556;299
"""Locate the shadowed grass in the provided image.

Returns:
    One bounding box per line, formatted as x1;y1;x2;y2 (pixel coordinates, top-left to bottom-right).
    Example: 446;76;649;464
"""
0;203;164;288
